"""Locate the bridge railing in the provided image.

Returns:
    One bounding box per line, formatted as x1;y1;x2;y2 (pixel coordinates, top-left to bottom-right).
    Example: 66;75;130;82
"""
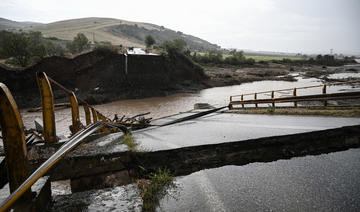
0;78;128;211
229;80;360;109
36;72;112;142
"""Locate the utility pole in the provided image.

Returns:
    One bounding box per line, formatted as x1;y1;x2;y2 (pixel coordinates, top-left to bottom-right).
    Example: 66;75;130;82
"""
330;48;333;55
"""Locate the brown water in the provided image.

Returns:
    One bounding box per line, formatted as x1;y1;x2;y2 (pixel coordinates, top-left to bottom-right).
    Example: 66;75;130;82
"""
20;76;359;137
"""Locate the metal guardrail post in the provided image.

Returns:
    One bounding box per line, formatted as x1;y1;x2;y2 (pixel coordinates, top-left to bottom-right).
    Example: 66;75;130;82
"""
254;93;258;108
83;104;91;125
36;72;58;143
293;88;297;107
241;95;244;108
322;85;327;106
91;108;98;123
271;91;275;107
69;92;81;134
0;83;32;200
229;96;233;110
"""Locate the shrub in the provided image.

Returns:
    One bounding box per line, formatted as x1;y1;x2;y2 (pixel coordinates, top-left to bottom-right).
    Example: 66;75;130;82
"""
145;35;156;48
93;45;118;55
66;33;90;54
139;168;174;212
122;133;137;152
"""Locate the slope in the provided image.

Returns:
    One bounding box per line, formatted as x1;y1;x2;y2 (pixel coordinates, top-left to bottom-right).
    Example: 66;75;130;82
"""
31;17;219;51
0;18;43;30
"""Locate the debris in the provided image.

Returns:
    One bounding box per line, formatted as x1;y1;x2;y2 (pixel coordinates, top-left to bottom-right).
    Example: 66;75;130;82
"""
113;112;152;129
194;103;215;109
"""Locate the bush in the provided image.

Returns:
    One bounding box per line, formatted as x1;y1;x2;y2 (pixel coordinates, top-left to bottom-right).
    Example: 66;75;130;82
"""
1;32;30;66
93;45;118;55
0;30;66;67
66;33;90;54
162;38;187;53
45;41;65;57
192;49;256;66
145;35;156;48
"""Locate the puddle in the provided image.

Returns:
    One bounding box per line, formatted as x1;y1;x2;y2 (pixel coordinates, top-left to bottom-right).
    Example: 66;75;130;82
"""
158;148;360;212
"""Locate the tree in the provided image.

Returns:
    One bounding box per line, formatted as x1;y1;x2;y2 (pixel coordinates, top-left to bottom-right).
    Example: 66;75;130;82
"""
45;41;65;57
0;31;14;59
224;50;245;65
27;31;46;60
162;38;187;53
145;35;155;48
66;33;90;54
2;32;30;67
172;38;187;51
0;30;67;66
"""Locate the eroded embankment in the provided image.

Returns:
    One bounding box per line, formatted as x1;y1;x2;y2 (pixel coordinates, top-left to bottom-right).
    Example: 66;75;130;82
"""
0;50;206;108
26;124;360;192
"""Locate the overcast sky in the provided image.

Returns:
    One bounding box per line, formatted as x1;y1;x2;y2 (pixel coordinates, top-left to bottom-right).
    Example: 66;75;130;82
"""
1;0;359;55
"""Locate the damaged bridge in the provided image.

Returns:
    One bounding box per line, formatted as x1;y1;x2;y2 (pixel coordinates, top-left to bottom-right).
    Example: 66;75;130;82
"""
0;75;360;211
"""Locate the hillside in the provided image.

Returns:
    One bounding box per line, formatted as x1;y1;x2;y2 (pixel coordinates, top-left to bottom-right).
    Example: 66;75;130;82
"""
28;17;220;51
0;18;43;30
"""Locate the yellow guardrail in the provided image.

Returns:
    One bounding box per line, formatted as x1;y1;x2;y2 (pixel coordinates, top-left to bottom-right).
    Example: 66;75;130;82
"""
0;73;128;211
0;83;33;201
36;72;112;142
0;121;128;212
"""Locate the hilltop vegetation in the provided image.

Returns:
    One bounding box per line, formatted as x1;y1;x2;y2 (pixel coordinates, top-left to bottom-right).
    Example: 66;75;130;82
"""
192;50;356;67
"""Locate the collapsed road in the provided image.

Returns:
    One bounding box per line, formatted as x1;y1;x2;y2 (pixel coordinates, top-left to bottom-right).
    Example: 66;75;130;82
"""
16;111;359;211
1;72;360;211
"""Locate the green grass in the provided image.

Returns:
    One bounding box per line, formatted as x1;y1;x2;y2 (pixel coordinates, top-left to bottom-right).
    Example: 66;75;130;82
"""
137;168;175;212
122;133;137;152
245;55;303;62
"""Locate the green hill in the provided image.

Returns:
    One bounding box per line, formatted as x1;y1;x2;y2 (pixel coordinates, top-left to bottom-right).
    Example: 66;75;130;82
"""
27;17;220;51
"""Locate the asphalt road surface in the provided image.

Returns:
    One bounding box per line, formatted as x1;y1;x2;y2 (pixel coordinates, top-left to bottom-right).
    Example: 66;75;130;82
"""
158;148;360;212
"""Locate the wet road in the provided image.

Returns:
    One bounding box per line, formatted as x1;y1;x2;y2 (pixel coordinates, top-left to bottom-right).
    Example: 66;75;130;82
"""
158;148;360;212
134;112;360;151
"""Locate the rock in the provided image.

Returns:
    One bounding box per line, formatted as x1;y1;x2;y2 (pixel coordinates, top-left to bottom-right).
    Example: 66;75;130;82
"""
194;103;215;110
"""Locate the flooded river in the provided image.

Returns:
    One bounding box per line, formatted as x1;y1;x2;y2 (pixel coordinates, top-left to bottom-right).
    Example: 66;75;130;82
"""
20;75;359;137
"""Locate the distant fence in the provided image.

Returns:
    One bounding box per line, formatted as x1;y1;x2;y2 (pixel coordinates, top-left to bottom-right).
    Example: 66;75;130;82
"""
229;80;360;109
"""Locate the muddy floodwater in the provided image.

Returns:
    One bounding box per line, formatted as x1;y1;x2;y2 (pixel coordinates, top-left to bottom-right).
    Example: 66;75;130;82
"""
21;75;360;137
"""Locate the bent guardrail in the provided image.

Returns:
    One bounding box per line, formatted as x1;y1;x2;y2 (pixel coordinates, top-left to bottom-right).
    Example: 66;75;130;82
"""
37;72;113;142
0;121;128;212
0;80;129;211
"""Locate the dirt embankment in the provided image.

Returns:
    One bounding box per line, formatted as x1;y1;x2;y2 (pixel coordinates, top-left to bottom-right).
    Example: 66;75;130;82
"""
0;50;206;108
1;51;358;109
